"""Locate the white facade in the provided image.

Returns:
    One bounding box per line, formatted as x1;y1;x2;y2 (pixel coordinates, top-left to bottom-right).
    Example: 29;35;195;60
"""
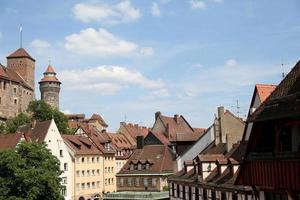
43;119;74;200
176;125;215;170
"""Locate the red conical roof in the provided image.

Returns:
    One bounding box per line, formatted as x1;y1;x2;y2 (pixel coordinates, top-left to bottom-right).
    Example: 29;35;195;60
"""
45;65;56;73
7;48;35;61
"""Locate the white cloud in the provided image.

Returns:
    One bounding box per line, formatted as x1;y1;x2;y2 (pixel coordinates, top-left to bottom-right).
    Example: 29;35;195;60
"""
226;59;237;67
72;0;141;25
140;47;154;56
64;28;152;57
62;109;72;114
190;0;206;9
60;65;165;95
64;28;137;56
151;2;161;16
30;39;51;49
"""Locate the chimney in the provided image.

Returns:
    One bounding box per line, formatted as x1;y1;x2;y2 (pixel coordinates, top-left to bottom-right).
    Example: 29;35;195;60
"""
217;106;225;144
136;136;144;149
174;114;179;123
155;111;161;120
120;122;126;126
196;162;203;181
134;124;138;128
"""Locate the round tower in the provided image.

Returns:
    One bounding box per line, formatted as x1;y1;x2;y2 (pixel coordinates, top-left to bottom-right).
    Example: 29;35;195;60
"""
39;65;61;109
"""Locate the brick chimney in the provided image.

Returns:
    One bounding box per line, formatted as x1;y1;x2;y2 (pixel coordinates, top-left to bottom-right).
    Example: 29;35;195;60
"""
174;114;179;123
136;136;144;149
155;111;161;120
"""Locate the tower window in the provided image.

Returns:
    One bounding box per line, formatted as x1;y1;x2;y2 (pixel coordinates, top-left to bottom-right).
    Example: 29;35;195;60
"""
14;88;17;94
14;99;17;104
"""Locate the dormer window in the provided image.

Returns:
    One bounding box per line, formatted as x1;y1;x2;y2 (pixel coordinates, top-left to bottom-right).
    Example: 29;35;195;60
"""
146;163;150;170
130;164;134;170
138;163;142;170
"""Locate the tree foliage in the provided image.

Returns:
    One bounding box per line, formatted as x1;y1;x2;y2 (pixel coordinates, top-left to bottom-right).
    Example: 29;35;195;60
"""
5;113;31;134
27;100;70;134
0;142;63;200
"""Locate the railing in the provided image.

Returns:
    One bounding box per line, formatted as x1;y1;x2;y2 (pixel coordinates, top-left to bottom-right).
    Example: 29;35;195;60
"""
103;191;169;200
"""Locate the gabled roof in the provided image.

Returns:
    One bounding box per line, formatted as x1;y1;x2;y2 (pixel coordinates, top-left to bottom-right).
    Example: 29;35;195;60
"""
89;114;108;127
154;113;205;142
255;84;277;103
108;133;134;150
45;65;56;73
0;64;33;90
118;145;177;175
249;61;300;122
7;48;35;62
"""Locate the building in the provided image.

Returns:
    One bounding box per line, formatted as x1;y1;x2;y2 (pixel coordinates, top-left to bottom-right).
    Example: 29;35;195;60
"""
73;124;117;194
236;61;300;199
67;113;108;132
107;133;134;173
168;141;253;200
0;119;74;200
243;84;276;141
151;112;205;157
176;107;245;170
0;48;35;120
117;122;149;147
39;64;61;109
63;134;104;200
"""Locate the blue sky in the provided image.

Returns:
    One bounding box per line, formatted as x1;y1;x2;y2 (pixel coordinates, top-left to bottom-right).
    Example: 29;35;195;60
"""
0;0;300;131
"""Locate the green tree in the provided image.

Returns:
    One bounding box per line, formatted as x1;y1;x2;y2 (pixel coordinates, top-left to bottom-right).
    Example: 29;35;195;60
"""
0;142;63;200
5;113;31;134
27;100;70;134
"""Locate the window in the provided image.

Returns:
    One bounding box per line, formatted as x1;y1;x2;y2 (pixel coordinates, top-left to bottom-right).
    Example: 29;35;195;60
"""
92;182;95;189
128;178;132;186
81;157;85;163
64;163;68;171
136;178;139;186
105;179;107;185
87;170;90;176
97;169;100;175
97;181;100;188
76;171;80;177
14;99;17;104
81;170;85;176
92;157;95;163
146;163;150;170
87;182;90;189
13;88;17;94
81;183;85;190
152;178;157;186
76;183;80;191
105;167;107;173
61;188;66;196
108;179;111;185
87;157;90;163
60;150;63;157
112;167;114;172
112;178;114;184
76;157;80;164
120;178;124;186
138;163;142;170
97;157;100;163
144;178;148;186
62;177;67;184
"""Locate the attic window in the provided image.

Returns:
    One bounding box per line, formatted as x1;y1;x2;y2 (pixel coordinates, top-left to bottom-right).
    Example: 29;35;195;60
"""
146;163;150;170
138;163;142;170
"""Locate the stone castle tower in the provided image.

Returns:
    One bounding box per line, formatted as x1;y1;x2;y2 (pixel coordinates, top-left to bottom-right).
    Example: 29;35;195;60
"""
7;48;35;89
39;65;61;109
0;48;35;120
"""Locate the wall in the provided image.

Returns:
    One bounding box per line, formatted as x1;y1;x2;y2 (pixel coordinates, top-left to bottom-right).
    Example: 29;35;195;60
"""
44;120;74;200
104;154;116;193
177;125;215;170
117;175;162;192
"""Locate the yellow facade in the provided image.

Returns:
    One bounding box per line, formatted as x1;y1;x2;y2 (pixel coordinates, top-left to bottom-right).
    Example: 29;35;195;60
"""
103;154;116;193
74;155;104;199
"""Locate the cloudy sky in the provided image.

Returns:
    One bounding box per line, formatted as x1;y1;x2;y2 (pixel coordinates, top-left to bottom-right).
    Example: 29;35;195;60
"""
0;0;299;131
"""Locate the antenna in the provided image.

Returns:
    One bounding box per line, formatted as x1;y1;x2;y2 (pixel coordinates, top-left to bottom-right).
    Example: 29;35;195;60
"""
236;100;240;118
19;24;23;48
48;57;51;65
281;63;285;79
124;114;127;122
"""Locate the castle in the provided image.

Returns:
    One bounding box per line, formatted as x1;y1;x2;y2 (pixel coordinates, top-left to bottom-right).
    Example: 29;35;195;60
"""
0;47;61;121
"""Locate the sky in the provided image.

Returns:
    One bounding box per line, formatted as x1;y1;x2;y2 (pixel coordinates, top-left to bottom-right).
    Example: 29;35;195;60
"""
0;0;300;131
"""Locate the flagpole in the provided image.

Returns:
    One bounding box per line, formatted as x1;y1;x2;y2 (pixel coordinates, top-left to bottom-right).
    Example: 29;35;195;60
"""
20;24;22;48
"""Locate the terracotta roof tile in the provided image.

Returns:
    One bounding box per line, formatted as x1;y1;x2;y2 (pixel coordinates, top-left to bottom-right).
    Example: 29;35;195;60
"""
89;114;108;127
256;84;277;103
118;145;177;175
7;48;35;62
63;135;103;155
0;132;24;150
45;65;56;73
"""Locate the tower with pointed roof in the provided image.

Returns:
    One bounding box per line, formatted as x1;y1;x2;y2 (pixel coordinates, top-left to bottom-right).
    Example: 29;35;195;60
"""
39;65;61;109
7;48;35;90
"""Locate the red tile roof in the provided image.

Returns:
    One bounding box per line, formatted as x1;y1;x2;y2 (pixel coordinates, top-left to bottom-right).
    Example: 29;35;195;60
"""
63;135;102;155
89;114;108;127
39;76;61;83
154;113;205;142
119;122;149;143
7;48;35;62
118;145;177;175
108;133;134;150
17;120;52;143
45;65;56;73
0;132;24;150
255;84;276;103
